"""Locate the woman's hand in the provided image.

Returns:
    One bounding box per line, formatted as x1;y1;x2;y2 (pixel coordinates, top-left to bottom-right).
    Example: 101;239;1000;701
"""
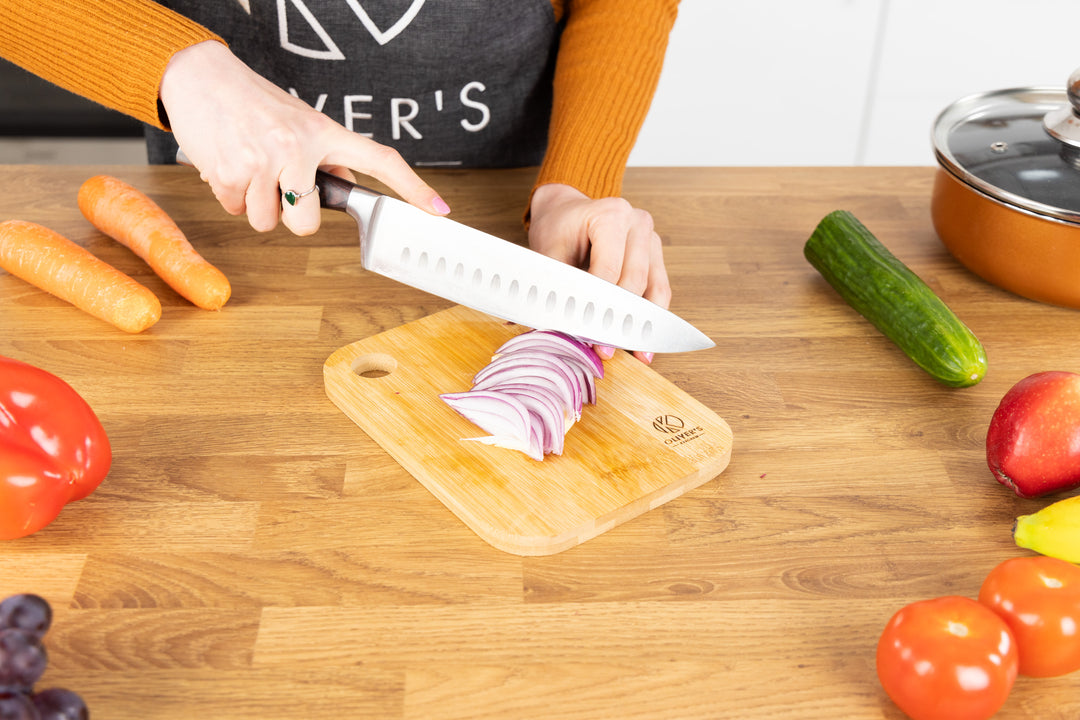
158;41;450;235
528;183;671;364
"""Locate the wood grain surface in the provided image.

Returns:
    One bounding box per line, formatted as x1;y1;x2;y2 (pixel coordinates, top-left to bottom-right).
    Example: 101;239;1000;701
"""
2;165;1079;719
324;305;732;555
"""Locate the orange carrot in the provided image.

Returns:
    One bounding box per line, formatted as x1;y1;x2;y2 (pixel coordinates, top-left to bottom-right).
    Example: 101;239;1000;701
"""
0;220;161;333
77;175;231;311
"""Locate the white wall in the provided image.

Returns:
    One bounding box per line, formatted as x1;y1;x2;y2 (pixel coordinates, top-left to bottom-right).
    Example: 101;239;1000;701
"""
629;0;1080;167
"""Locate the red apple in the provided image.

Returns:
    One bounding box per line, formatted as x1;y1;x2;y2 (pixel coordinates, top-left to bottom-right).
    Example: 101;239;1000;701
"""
987;371;1080;498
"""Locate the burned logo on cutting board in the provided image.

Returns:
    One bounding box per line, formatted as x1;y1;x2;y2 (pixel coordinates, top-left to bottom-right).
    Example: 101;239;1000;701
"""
652;414;706;447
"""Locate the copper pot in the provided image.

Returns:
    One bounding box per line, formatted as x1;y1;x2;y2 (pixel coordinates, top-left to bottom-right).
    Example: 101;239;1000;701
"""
931;72;1080;308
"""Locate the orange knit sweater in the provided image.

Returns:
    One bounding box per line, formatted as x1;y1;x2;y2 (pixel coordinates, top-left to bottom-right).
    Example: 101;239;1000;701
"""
1;0;678;200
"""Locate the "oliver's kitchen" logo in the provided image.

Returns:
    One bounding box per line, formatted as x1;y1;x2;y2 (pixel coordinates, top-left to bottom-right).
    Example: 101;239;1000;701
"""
652;415;705;447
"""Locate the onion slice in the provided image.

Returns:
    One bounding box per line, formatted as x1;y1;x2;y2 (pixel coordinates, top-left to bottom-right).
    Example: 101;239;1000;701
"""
495;330;604;379
440;390;544;461
496;384;568;454
472;356;582;418
440;329;605;460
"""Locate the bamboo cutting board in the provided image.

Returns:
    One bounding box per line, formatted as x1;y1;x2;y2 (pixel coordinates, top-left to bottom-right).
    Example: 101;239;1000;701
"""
324;305;733;555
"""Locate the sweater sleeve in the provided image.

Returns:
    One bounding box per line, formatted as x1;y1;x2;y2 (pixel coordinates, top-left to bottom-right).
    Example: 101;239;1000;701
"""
1;0;222;129
539;0;680;199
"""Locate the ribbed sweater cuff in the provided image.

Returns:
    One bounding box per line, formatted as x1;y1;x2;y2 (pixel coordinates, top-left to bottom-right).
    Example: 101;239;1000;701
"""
535;0;678;200
2;0;221;129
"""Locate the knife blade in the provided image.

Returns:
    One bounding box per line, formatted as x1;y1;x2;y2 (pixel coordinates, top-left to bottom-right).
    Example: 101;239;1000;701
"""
315;171;713;354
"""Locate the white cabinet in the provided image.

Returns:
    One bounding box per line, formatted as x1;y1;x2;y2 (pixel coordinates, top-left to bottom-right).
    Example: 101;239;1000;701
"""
629;0;1079;166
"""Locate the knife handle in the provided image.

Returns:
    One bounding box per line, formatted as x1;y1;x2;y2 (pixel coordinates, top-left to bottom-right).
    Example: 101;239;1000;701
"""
314;170;383;230
315;170;364;213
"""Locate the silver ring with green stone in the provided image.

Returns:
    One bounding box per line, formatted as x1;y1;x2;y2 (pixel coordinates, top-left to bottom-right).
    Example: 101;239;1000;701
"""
282;185;318;206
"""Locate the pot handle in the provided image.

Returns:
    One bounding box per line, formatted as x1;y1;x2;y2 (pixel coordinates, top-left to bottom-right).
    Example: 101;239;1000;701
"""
1068;67;1080;113
1044;67;1080;163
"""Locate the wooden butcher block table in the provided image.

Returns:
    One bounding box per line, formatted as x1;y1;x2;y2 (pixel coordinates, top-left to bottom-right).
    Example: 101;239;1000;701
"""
1;165;1078;719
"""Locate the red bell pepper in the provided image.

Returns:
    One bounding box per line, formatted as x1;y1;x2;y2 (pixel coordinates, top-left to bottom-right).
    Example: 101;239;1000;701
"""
0;355;111;539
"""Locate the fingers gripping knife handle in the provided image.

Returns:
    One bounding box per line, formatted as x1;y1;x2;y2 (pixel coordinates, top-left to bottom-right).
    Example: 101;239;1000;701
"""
313;170;382;233
173;149;380;227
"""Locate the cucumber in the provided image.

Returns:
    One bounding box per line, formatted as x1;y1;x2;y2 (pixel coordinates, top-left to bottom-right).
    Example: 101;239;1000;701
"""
804;210;987;387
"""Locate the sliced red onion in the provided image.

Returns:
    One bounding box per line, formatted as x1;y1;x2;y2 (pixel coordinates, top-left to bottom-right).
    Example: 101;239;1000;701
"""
490;339;600;406
568;364;597;405
473;349;574;384
440;390;543;460
495;385;568;454
473;351;583;410
469;422;544;461
490;382;576;445
471;364;582;419
492;383;571;423
494;330;604;379
441;330;604;461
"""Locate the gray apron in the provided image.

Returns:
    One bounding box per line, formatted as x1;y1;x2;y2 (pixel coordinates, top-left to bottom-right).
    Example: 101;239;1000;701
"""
147;0;559;167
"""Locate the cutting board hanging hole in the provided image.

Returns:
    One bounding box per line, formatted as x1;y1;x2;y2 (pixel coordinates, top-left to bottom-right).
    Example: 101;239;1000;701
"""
350;353;398;379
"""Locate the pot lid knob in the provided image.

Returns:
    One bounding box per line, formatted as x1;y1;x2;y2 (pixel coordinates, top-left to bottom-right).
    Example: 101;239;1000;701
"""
1043;66;1080;151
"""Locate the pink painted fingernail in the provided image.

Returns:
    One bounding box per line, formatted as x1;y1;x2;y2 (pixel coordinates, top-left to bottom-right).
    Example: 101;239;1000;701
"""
432;196;450;214
642;352;654;364
596;345;615;359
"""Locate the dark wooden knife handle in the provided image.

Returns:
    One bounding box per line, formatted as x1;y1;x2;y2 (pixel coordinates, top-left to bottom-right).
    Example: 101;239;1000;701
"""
315;170;358;213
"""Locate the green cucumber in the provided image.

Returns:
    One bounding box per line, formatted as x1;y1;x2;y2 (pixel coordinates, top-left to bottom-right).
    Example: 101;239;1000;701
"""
804;210;987;387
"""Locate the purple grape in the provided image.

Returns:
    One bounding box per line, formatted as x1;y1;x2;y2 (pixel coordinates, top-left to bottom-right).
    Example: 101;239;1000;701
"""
31;689;86;720
0;597;51;641
0;631;47;690
0;689;39;720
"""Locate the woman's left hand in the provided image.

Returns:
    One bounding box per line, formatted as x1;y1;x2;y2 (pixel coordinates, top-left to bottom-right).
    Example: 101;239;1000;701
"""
527;183;671;364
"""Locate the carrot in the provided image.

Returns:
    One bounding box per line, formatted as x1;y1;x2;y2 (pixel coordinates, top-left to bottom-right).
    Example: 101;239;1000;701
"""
0;220;161;333
77;174;231;311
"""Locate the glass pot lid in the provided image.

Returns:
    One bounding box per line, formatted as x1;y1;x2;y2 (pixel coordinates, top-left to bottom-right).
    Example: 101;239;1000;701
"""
932;69;1080;225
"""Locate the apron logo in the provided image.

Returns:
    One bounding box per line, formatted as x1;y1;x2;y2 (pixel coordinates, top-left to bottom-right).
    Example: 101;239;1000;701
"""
278;0;426;58
278;0;345;59
346;0;427;46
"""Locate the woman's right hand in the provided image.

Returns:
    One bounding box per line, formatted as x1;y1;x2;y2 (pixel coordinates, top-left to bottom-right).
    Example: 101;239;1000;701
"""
158;40;450;235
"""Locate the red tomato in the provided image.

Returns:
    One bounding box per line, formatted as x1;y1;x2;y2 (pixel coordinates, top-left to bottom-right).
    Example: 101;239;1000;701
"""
978;555;1080;678
876;596;1018;720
